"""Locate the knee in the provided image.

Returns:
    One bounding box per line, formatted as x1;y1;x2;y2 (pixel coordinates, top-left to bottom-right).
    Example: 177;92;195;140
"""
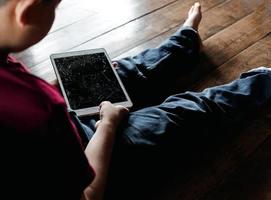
248;66;271;73
240;66;271;79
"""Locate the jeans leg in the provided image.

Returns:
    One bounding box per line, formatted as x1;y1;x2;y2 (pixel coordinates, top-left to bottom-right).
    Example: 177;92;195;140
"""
74;28;201;143
115;27;201;109
121;67;271;146
105;67;271;199
69;111;97;147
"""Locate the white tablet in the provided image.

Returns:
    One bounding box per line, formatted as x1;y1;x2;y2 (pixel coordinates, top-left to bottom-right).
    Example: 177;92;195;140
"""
50;48;133;117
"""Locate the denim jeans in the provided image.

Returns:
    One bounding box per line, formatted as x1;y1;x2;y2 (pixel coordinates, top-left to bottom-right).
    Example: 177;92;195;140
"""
79;27;201;140
77;27;271;199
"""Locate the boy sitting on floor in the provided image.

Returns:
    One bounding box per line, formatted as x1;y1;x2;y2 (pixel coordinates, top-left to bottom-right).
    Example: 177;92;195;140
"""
1;1;271;200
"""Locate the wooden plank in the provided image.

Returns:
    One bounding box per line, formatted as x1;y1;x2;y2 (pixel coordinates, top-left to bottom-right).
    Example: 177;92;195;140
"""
176;3;271;91
17;0;226;67
53;0;185;33
201;6;271;70
25;0;271;84
195;33;271;91
73;0;239;58
153;32;271;200
114;28;175;60
13;0;179;66
67;0;270;89
204;133;271;200
31;0;238;82
116;0;266;60
49;0;98;33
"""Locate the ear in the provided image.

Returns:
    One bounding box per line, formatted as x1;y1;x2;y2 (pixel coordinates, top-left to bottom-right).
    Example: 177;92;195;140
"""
15;0;41;28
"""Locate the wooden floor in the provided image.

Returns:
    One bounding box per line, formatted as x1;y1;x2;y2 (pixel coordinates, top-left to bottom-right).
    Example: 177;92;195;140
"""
14;0;271;199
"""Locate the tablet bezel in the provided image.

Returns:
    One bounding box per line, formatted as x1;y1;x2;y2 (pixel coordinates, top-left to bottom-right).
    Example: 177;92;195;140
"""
50;48;133;117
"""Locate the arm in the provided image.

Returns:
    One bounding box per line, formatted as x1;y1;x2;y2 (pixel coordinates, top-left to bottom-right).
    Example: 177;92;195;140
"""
82;101;129;200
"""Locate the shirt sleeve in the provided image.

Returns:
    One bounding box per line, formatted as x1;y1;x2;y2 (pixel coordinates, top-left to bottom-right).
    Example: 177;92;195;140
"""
3;104;95;199
46;104;96;197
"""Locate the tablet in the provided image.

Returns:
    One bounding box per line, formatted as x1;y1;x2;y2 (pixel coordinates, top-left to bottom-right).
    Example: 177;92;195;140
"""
50;48;132;117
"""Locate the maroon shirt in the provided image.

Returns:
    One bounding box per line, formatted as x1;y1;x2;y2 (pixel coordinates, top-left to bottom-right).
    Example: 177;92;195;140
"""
0;56;95;199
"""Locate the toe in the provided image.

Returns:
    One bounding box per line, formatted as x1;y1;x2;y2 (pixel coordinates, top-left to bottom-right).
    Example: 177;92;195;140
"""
195;2;201;11
189;5;194;15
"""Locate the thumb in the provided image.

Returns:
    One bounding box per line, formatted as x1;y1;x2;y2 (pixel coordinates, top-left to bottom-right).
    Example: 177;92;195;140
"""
95;120;101;129
112;62;118;68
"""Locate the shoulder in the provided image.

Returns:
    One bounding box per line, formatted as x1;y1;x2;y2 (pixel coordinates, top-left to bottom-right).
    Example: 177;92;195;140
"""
0;58;95;196
0;59;66;133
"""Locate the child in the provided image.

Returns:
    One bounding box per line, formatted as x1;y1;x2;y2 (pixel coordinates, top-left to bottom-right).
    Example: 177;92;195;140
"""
1;1;271;200
0;0;127;199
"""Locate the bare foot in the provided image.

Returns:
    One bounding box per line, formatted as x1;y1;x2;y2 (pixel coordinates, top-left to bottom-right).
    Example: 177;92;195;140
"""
183;2;202;31
183;2;203;51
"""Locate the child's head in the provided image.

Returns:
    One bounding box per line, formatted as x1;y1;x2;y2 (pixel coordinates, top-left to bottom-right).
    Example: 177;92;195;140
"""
0;0;61;53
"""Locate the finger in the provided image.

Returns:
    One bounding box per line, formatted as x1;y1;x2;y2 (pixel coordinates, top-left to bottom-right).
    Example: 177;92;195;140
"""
99;101;111;106
112;62;119;68
99;101;110;110
189;5;194;15
95;120;101;129
115;106;130;116
115;104;129;110
195;2;201;10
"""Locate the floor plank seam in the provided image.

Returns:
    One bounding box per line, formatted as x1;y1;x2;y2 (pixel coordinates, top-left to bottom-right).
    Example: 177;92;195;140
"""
201;117;271;200
59;0;179;51
52;0;228;61
211;31;271;72
113;0;256;60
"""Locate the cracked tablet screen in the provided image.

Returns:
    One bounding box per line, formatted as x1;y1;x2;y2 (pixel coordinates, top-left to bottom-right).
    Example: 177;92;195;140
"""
54;53;127;110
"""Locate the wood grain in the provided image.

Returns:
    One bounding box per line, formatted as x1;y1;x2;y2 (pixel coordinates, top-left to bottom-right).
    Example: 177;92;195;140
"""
177;3;271;91
118;0;267;60
14;0;178;67
205;129;271;200
29;0;227;82
154;32;271;200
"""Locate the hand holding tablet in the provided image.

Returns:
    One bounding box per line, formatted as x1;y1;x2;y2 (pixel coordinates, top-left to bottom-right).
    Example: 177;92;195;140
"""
50;48;132;117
